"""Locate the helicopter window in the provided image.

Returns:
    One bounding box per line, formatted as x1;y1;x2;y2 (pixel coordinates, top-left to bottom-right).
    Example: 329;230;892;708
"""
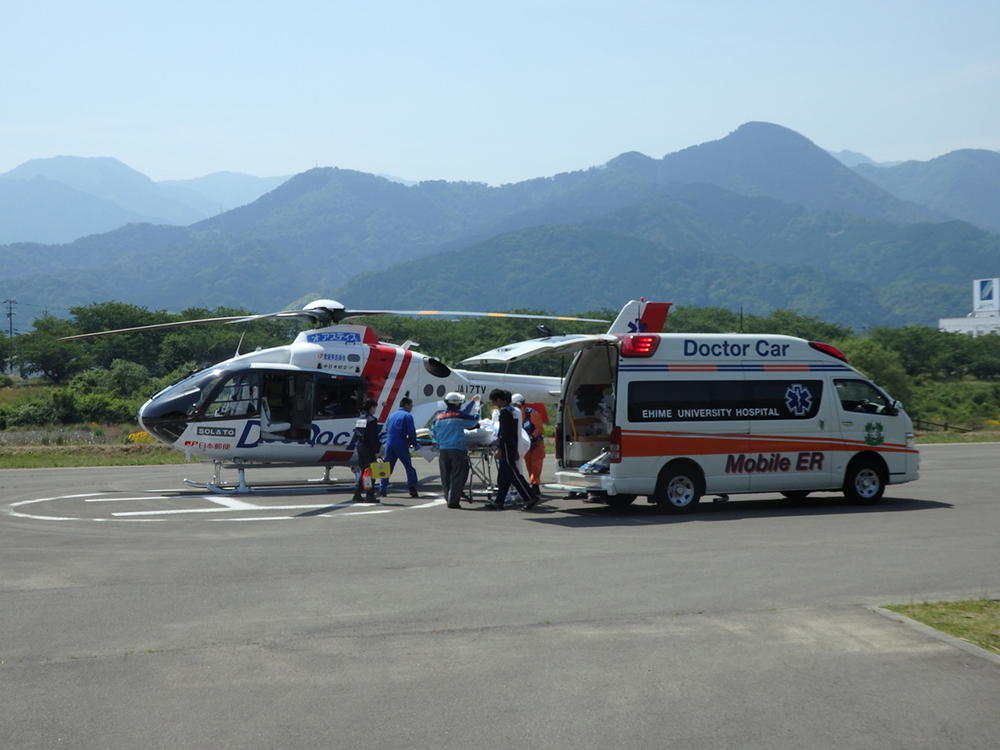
314;376;364;418
201;371;261;419
424;357;451;378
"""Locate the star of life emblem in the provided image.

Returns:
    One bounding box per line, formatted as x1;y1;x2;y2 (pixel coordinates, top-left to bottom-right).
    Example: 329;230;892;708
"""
783;384;813;417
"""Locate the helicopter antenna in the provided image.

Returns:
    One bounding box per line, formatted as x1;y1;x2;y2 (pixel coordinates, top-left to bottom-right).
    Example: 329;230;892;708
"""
235;330;247;357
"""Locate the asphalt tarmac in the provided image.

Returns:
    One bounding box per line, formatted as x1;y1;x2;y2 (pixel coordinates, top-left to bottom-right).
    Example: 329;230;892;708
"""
2;443;998;750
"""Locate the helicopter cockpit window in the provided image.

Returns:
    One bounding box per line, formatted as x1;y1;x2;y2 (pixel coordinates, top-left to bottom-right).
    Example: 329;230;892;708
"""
201;371;261;419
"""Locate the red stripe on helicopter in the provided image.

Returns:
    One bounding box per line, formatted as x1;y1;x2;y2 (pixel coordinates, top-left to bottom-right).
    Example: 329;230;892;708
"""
318;449;353;463
359;344;413;423
379;349;412;422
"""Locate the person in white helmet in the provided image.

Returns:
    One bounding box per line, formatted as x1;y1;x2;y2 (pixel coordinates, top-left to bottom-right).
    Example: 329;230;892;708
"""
431;392;480;508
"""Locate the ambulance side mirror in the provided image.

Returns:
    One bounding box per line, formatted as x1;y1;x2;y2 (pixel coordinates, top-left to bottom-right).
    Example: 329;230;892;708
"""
890;400;903;416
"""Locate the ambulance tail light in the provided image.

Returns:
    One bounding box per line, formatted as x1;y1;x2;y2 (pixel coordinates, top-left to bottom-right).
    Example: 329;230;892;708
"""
610;426;622;463
809;341;848;363
621;334;660;357
554;425;563;460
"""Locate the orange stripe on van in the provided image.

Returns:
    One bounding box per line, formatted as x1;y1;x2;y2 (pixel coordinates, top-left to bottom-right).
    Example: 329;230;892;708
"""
620;430;918;458
620;431;749;457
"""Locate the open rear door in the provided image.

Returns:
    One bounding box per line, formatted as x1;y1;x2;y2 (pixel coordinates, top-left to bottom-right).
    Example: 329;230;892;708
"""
460;334;618;366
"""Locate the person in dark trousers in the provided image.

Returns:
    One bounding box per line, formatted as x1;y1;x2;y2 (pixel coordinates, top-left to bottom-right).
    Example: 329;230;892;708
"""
432;392;480;508
488;389;538;511
379;396;420;498
352;398;382;503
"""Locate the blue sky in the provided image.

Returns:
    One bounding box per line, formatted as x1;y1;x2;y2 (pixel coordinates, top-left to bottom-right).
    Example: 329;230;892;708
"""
3;0;998;183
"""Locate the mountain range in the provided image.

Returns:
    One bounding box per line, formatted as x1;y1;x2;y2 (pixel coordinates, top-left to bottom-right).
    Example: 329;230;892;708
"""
0;157;289;244
2;121;999;331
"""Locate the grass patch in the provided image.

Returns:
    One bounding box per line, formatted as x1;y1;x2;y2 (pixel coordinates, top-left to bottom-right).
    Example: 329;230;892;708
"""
914;430;1000;444
0;444;188;469
885;599;1000;656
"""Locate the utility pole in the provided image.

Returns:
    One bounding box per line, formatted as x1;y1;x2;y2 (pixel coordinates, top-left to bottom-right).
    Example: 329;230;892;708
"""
3;299;14;338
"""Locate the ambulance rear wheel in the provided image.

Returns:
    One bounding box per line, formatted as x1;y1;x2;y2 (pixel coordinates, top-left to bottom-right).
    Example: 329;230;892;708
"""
654;465;703;512
843;457;886;505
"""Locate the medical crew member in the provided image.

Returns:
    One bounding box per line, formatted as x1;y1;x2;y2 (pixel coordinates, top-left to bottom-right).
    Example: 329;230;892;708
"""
432;392;480;509
489;389;538;511
352;398;382;504
380;396;420;498
513;394;545;495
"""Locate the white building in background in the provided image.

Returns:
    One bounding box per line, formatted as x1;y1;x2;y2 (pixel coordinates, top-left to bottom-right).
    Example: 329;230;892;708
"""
939;278;1000;336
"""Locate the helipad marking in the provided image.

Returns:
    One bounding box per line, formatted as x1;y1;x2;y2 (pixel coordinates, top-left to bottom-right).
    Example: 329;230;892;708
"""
7;491;446;522
114;502;339;517
85;496;175;503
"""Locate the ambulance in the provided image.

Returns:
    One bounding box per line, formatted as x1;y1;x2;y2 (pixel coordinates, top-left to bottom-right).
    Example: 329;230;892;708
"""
463;300;920;510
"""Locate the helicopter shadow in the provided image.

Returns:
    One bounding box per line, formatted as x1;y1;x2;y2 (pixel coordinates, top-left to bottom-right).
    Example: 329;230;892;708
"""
528;493;951;529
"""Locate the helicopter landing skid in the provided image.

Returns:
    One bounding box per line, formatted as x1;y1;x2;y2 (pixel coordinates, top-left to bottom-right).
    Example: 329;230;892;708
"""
184;461;352;495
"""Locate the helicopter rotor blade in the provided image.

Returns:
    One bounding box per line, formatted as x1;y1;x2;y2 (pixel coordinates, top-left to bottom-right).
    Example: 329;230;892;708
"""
58;315;257;341
338;309;609;324
58;299;608;340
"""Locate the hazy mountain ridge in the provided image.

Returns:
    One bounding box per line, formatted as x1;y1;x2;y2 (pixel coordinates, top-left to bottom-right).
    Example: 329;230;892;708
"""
854;149;1000;233
0;156;290;244
334;183;997;329
2;122;999;328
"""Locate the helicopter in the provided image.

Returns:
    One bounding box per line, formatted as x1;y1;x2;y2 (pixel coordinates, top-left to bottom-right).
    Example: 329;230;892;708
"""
61;299;668;492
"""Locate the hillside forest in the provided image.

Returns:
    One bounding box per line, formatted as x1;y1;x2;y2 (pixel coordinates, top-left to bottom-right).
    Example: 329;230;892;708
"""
1;302;999;433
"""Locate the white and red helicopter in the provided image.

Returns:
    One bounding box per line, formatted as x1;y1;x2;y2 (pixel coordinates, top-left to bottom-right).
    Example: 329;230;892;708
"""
63;299;669;491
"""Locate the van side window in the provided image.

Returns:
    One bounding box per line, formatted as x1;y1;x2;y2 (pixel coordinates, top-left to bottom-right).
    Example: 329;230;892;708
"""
834;379;892;415
628;380;822;422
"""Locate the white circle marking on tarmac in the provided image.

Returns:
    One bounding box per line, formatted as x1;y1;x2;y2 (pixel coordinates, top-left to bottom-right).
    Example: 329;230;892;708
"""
7;491;446;522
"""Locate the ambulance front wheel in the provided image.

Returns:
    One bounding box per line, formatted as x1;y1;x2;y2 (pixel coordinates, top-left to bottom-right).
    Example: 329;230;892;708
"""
843;457;886;505
654;463;703;512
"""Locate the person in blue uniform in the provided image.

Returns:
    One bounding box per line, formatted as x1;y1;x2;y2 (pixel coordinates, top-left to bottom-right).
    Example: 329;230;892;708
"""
379;396;420;498
352;398;382;503
432;392;480;509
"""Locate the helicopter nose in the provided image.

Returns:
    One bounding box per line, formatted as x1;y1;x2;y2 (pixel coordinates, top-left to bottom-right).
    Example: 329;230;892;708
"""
138;386;200;445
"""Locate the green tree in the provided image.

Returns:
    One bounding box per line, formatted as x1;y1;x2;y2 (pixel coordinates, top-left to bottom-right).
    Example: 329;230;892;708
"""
69;301;173;373
68;359;153;398
0;331;12;374
14;315;88;384
839;338;913;404
967;334;1000;380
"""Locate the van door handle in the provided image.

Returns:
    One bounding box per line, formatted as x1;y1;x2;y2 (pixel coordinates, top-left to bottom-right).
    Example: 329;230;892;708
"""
842;420;854;427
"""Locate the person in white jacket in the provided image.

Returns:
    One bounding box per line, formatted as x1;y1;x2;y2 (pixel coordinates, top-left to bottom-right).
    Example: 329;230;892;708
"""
490;393;533;504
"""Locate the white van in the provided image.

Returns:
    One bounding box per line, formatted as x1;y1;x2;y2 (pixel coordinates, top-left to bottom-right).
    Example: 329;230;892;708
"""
463;301;920;510
554;332;919;509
